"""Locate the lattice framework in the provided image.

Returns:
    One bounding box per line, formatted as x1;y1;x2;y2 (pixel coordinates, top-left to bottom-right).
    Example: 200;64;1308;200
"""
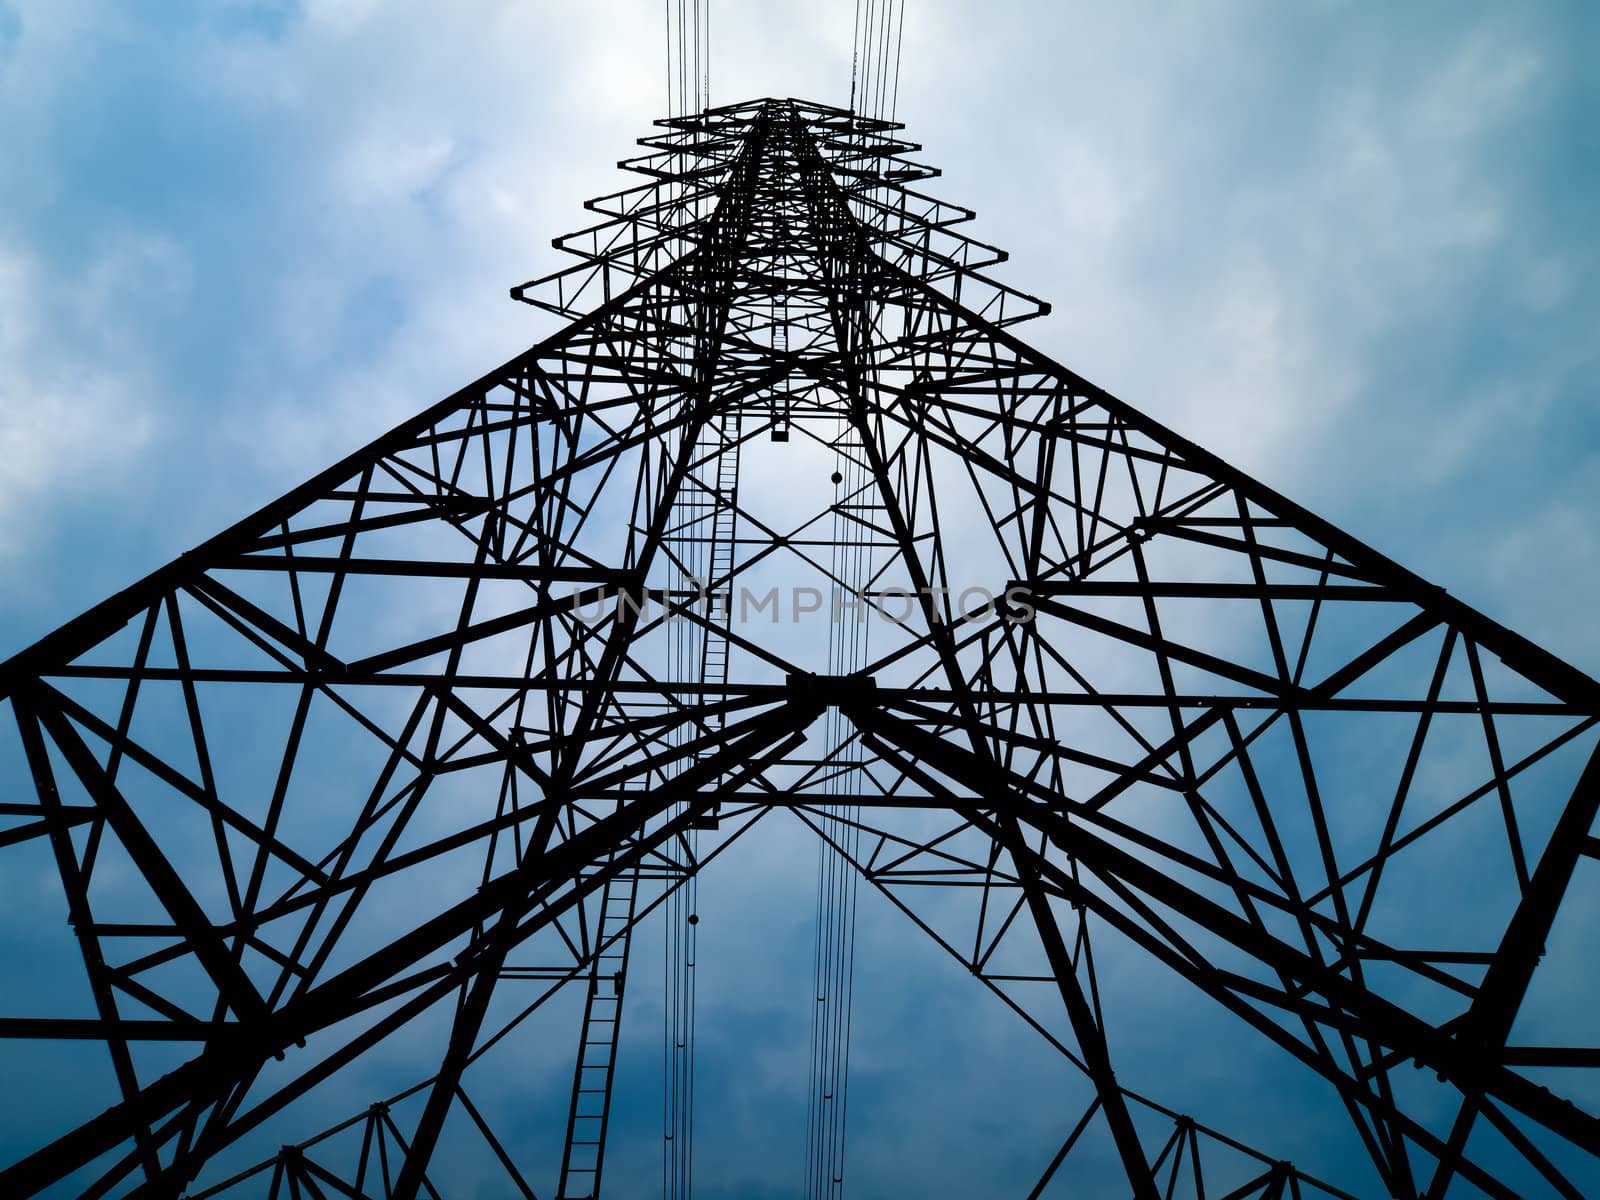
1;97;1597;1200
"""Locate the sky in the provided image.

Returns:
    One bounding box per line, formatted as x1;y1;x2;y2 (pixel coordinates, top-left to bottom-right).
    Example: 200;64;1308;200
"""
1;1;1598;1197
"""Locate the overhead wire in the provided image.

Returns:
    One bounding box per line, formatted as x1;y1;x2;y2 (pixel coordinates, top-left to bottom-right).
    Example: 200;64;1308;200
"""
875;0;891;122
806;413;872;1200
801;8;916;1195
889;0;906;120
849;0;907;122
661;8;715;1200
661;6;913;1195
668;0;711;117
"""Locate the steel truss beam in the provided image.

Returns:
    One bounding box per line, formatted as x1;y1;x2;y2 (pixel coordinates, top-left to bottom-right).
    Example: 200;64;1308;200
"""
1;97;1596;1200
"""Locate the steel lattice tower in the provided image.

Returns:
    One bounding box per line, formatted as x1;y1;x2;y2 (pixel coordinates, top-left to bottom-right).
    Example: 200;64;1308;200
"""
2;98;1598;1200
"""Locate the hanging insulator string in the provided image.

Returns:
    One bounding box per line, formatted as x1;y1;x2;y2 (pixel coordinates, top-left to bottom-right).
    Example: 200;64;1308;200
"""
848;0;863;113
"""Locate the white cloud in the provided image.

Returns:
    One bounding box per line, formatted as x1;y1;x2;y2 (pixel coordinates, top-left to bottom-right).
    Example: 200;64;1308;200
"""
0;238;168;560
331;126;457;206
302;0;382;38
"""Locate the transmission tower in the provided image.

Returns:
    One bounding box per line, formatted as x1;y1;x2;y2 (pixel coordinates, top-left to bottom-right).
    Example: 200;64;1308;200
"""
2;97;1598;1200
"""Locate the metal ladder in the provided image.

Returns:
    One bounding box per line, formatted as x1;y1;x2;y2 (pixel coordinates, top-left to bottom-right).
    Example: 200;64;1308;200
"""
691;410;740;829
701;413;739;681
555;855;642;1199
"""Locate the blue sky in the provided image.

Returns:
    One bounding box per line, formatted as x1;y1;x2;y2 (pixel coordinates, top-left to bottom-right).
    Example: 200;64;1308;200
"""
1;2;1598;1196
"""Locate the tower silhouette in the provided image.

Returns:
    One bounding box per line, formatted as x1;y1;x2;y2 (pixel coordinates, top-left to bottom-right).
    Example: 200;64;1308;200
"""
2;98;1598;1199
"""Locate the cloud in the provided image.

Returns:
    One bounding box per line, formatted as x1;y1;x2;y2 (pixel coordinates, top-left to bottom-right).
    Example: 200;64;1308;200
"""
0;236;175;559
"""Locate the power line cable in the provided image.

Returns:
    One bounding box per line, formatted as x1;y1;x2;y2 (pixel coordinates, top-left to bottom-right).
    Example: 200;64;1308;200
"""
890;1;907;121
860;0;877;117
874;0;894;121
